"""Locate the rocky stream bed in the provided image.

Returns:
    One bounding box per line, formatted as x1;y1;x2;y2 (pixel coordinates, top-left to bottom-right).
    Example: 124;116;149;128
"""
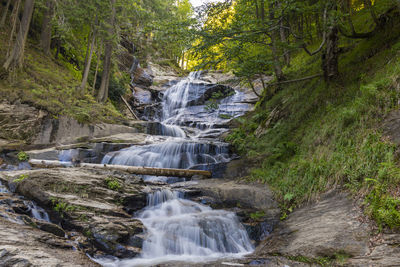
1;69;400;266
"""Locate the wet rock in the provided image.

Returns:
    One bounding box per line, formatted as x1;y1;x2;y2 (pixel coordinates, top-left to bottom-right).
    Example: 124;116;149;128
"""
37;220;66;237
187;179;280;219
0;217;99;266
122;194;147;214
0;168;147;258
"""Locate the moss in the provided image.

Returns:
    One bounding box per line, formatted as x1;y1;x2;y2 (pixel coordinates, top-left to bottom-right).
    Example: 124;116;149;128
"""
0;35;124;125
105;177;122;191
13;174;29;183
17;151;29;162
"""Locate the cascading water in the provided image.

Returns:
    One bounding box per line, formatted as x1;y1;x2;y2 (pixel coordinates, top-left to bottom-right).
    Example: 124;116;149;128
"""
97;71;254;265
101;71;250;180
97;189;254;266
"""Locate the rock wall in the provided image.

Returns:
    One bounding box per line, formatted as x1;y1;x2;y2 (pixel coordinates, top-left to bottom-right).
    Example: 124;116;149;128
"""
34;116;140;145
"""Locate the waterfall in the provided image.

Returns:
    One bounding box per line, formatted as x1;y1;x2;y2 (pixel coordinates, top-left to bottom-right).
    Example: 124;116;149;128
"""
25;201;50;222
161;71;203;123
97;189;254;267
96;71;254;266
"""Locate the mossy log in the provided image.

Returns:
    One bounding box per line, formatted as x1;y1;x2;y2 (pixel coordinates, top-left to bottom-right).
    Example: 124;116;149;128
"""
28;159;212;178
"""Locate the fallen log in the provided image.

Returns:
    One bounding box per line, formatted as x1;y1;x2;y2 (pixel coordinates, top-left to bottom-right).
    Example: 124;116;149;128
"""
28;159;212;178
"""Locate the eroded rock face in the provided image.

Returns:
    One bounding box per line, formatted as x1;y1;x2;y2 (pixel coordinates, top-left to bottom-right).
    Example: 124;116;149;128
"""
34;116;142;145
255;192;370;260
0;101;47;146
184;179;280;218
0;168;148;258
0;216;99;266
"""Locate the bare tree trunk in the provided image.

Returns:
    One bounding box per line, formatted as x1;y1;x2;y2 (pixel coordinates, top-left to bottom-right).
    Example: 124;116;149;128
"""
247;77;260;98
92;41;101;94
278;2;290;67
0;0;11;27
80;25;96;91
268;1;284;81
322;26;339;81
40;0;54;55
29;159;212;178
97;0;115;103
6;0;21;58
3;0;35;71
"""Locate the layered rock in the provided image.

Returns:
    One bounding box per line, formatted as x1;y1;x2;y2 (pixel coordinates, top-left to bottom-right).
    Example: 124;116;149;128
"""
0;168;148;259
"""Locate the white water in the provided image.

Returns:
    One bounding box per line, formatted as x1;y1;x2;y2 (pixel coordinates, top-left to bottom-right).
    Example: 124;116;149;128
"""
161;71;203;123
101;72;242;180
97;189;254;267
96;72;254;266
25;201;50;222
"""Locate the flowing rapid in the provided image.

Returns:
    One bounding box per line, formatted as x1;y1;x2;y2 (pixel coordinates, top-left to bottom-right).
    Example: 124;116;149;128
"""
97;72;254;266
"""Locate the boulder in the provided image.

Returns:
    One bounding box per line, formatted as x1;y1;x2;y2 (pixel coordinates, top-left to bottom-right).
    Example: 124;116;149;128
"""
255;192;370;261
132;67;153;88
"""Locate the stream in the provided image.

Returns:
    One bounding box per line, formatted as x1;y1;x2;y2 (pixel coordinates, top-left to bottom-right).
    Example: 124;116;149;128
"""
95;72;255;266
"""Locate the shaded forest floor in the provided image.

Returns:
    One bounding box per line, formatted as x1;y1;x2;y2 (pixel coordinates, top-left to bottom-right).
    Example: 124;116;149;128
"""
0;32;123;124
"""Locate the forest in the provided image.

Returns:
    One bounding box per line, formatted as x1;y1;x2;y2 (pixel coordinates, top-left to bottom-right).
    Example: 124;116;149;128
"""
1;0;400;266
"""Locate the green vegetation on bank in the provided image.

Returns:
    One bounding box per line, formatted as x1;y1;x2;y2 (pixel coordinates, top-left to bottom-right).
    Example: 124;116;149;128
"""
0;0;195;123
227;15;400;229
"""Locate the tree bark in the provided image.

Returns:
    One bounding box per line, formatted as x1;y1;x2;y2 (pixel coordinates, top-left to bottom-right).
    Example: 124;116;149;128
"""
278;2;290;66
92;41;101;94
97;0;116;103
80;26;96;91
0;0;11;27
3;0;35;71
6;0;21;58
268;1;284;81
28;159;212;178
40;0;54;55
322;26;339;81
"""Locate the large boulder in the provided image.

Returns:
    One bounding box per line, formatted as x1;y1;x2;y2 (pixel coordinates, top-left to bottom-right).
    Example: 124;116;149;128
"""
132;67;153;88
255;192;370;261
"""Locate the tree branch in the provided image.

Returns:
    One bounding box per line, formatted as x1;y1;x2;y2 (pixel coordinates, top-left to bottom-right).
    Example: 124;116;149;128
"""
265;73;322;87
302;4;327;56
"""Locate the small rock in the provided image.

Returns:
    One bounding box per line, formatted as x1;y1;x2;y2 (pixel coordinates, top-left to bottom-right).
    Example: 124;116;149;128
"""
37;221;66;237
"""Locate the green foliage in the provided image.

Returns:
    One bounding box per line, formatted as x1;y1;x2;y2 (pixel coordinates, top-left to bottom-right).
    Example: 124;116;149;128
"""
17;152;29;162
105;177;122;191
364;161;400;229
226;16;400;229
50;198;77;218
218;113;232;119
249;210;266;221
13;174;29;183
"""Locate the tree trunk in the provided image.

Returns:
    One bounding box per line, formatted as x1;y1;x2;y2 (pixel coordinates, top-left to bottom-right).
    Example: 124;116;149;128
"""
28;159;212;178
97;0;116;103
92;41;101;94
6;0;21;57
268;1;284;81
278;2;290;67
3;0;35;71
0;0;11;27
80;27;96;91
322;26;339;81
40;0;54;55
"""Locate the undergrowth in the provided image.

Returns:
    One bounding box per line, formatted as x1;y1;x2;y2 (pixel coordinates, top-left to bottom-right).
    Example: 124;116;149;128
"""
0;32;124;124
227;11;400;229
